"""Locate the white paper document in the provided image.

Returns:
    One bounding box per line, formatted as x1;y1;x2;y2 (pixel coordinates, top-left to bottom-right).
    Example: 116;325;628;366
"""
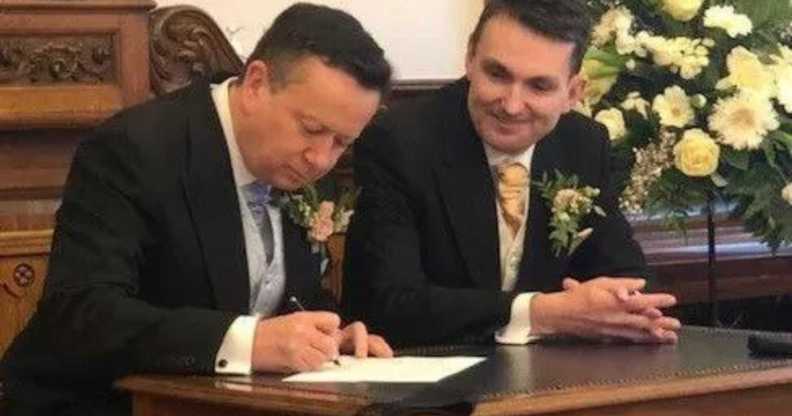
283;356;485;383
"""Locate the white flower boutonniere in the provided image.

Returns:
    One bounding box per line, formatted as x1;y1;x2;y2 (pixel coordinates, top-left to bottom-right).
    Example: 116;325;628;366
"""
536;171;606;257
280;184;358;253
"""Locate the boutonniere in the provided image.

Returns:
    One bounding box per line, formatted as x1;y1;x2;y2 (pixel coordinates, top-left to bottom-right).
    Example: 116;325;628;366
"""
279;183;358;253
536;170;606;257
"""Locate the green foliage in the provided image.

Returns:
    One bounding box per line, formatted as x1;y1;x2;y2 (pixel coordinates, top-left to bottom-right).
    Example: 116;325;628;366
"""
732;0;792;34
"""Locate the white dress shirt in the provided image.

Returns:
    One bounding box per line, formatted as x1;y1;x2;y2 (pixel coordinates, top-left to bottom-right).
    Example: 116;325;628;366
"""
211;77;287;374
483;143;542;344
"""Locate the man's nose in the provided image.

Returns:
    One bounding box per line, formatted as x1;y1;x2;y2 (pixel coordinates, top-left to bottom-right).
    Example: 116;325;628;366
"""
500;85;525;116
304;136;336;173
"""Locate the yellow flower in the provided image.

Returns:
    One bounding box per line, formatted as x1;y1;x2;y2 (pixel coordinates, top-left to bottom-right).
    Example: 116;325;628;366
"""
673;129;720;177
661;0;704;22
621;91;650;118
653;86;695;128
592;6;634;47
703;6;753;38
772;63;792;114
771;48;792;113
717;47;775;98
595;108;627;141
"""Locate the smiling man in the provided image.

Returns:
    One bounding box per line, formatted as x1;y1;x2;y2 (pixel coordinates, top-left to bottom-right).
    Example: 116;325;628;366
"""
344;0;681;348
1;4;392;415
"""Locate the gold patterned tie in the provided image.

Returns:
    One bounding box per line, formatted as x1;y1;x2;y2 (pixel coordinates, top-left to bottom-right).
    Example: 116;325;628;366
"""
495;162;529;239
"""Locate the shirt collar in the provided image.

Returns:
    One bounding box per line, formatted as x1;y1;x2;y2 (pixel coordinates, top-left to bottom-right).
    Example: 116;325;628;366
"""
483;141;535;172
211;76;258;188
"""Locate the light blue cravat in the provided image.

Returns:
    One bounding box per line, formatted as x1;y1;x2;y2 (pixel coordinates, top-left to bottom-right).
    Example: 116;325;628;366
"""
242;182;274;265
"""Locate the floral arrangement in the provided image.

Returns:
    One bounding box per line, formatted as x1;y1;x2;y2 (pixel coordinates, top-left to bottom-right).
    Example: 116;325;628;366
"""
536;171;606;256
280;183;358;251
580;0;792;250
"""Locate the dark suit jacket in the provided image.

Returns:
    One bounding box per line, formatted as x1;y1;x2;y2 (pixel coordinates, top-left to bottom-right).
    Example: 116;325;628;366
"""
343;79;649;348
0;76;333;415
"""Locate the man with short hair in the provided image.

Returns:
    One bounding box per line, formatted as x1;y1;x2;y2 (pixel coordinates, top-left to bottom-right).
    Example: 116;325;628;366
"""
344;0;681;348
1;4;392;414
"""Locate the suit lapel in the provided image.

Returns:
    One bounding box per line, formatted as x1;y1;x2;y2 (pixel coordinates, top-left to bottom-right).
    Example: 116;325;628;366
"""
433;85;501;290
515;132;568;293
182;79;250;314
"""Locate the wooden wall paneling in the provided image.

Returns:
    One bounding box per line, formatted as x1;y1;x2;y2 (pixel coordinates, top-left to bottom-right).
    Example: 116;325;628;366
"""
0;0;155;360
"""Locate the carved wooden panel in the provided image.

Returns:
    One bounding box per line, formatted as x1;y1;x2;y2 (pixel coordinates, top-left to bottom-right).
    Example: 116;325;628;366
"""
0;230;52;358
0;35;115;85
0;0;154;130
150;5;244;96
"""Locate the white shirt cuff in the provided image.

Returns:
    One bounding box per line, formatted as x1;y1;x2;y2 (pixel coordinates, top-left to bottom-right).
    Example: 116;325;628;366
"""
495;292;543;344
215;315;259;374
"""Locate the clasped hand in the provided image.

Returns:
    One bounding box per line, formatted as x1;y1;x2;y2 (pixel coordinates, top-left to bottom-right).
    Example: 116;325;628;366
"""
252;312;393;373
532;277;681;343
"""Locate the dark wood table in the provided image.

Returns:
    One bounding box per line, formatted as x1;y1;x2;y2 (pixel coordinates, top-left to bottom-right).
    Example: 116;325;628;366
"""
118;327;792;416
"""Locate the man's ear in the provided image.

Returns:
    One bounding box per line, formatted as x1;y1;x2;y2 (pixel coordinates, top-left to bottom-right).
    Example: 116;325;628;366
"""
236;60;272;118
242;60;271;97
465;41;475;77
564;73;586;113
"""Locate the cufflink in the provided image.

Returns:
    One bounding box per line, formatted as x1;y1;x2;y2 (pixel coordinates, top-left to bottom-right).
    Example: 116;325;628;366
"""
217;359;228;368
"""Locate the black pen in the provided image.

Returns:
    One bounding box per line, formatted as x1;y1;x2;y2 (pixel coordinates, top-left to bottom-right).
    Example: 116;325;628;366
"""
288;296;342;366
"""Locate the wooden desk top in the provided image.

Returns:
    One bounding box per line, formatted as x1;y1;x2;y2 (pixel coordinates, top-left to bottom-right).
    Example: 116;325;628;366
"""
118;327;792;416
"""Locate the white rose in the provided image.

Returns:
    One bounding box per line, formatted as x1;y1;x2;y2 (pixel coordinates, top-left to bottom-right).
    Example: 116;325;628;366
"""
662;0;704;22
783;184;792;206
595;108;627;141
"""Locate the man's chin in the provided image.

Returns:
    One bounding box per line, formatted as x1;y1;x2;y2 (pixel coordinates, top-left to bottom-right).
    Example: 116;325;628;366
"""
274;171;314;191
277;181;304;192
482;132;537;154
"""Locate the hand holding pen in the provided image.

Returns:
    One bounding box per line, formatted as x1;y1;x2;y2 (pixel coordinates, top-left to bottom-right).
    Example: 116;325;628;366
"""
250;296;394;373
250;301;344;373
289;296;342;366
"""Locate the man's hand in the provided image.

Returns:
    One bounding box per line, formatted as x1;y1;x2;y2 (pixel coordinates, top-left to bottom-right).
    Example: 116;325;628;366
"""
252;311;342;373
251;313;394;373
531;277;680;343
335;321;394;358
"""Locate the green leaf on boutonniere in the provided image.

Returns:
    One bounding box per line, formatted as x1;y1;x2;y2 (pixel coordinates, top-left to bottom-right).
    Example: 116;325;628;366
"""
535;171;605;257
